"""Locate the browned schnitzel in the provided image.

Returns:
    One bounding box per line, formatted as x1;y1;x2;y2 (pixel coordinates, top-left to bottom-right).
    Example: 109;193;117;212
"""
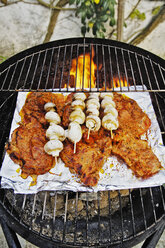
112;132;162;179
60;127;112;186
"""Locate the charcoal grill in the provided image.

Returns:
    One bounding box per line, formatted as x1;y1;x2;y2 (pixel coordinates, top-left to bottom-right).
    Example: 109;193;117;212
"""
0;38;165;248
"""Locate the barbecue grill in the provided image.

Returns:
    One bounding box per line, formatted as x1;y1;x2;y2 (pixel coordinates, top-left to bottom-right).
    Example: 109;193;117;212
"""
0;38;165;248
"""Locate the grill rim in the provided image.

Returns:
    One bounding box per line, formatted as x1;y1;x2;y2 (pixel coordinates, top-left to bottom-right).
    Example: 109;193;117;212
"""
0;188;165;248
0;38;165;75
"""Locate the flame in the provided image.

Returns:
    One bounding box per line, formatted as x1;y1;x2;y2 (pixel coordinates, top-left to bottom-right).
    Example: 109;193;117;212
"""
70;47;97;88
67;48;129;89
113;77;129;88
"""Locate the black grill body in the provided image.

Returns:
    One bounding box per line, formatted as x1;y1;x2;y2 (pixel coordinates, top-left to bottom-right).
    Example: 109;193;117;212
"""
0;38;165;248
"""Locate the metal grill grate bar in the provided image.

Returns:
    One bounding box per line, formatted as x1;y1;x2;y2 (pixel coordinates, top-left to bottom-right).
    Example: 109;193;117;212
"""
45;48;55;90
150;188;157;223
135;54;145;91
73;192;78;244
139;188;147;230
96;44;99;91
62;192;68;243
108;191;112;243
97;191;101;244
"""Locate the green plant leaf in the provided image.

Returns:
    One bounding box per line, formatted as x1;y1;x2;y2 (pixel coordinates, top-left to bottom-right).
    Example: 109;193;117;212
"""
109;4;115;17
81;15;86;25
69;0;75;5
81;26;86;36
100;14;109;23
124;22;127;28
101;26;106;32
92;23;97;35
76;0;81;5
86;8;93;19
130;9;139;19
85;0;91;6
152;6;161;16
130;9;146;21
0;56;7;63
109;17;115;26
139;12;146;21
102;1;109;11
96;30;105;38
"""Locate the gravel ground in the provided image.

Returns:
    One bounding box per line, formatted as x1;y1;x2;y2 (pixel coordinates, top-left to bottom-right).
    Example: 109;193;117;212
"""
0;225;165;248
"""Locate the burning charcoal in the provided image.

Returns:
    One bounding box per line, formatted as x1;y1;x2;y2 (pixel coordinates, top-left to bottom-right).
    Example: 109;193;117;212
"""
79;192;98;201
93;191;109;209
50;194;64;211
67;198;84;214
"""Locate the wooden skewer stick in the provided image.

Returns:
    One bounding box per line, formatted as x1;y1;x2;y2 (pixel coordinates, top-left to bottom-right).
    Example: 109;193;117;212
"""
110;129;113;139
87;128;91;140
55;156;58;165
74;142;77;154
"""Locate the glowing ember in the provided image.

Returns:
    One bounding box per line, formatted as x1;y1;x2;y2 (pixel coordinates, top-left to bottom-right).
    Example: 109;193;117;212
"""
70;48;97;88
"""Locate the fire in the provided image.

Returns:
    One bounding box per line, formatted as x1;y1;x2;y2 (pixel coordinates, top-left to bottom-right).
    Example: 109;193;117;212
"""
70;48;97;88
113;77;129;88
69;48;129;89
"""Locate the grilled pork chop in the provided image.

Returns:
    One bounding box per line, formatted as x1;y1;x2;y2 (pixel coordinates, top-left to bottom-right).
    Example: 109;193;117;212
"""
113;93;151;137
6;122;54;175
60;127;112;186
112;132;162;179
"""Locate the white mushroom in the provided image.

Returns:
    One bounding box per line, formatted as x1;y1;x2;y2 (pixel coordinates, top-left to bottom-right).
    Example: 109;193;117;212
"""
71;100;85;110
102;113;119;137
44;140;63;157
88;92;100;100
74;92;86;101
86;115;101;139
86;106;100;116
104;106;118;118
100;92;113;99
46;123;65;141
101;97;116;109
69;109;85;124
44;102;56;112
86;98;100;109
45;111;61;125
67;122;82;153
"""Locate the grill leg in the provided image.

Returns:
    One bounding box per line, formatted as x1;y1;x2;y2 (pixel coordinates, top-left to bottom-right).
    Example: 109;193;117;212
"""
142;221;165;248
0;218;22;248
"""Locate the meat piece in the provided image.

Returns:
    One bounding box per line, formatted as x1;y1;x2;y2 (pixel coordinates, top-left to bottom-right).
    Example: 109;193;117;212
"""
20;92;65;128
113;93;151;137
6;123;54;175
62;92;74;128
60;127;112;186
112;132;162;178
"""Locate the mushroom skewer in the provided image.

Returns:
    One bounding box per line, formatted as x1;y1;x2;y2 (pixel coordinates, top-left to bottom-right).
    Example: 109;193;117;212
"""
101;93;119;138
44;102;65;164
85;93;101;139
68;92;86;153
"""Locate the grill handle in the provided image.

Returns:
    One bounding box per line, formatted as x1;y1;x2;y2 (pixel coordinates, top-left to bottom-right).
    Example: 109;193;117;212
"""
0;217;21;248
142;218;165;248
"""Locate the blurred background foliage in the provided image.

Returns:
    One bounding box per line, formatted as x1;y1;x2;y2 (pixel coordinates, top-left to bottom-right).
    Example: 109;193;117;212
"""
69;0;117;38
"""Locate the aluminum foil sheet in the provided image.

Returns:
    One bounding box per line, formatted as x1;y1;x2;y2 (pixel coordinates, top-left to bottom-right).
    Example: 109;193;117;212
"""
0;86;165;193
